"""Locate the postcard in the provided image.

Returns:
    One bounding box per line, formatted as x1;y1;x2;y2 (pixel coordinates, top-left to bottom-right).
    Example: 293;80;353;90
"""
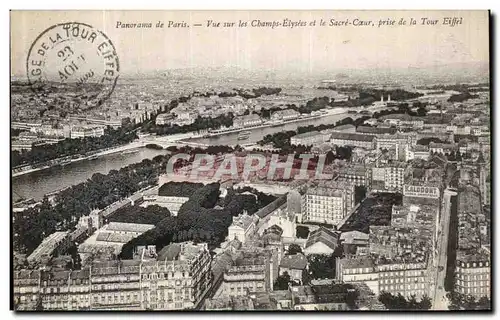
10;10;490;311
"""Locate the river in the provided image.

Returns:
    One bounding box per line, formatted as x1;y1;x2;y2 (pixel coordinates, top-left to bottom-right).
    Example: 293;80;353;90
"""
11;109;356;202
12;88;455;204
12;148;169;202
188;109;358;146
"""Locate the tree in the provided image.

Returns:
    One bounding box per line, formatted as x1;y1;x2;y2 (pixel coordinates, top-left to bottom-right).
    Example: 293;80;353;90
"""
287;244;303;255
296;226;310;239
448;291;491;310
419;295;432;310
273;272;291;290
416;106;428;117
354;186;367;204
379;291;432;310
477;297;492;310
35;297;44;311
307;253;336;279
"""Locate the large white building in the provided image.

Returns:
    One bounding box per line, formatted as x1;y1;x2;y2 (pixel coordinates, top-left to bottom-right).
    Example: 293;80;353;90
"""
227;212;259;244
300;185;355;226
78;222;155;259
155;113;174;125
141;195;189;216
233;114;263;128
70;126;105;139
376;133;417;160
330;132;376;149
290;131;331;146
370;162;409;192
271;109;300;122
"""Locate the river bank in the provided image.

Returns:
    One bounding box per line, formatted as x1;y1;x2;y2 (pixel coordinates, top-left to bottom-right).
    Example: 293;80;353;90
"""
12;141;144;178
204;108;347;137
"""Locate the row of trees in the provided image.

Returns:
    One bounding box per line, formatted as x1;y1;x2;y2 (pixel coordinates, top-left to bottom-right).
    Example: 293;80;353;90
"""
109;205;172;226
118;183;273;258
13;144;246;254
359;89;424;102
417;137;447;145
12;126;138;167
378;292;432;310
158;181;205;197
13;155;170;254
447;292;491;310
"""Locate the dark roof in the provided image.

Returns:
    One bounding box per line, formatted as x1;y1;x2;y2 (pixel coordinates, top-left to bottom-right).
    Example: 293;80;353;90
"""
265;224;284;236
158;182;204;197
70;269;90;279
255;195;287;218
330;132;376;142
305;227;340;250
311;284;355;304
293;131;322;139
280;253;308;270
331;124;356;132
293;284;354;305
356;126;397;135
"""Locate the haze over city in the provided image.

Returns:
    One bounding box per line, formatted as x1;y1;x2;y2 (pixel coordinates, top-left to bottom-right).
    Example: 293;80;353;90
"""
11;10;489;79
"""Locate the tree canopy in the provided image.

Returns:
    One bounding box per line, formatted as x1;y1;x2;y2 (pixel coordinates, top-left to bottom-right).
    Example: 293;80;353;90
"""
378;292;432;310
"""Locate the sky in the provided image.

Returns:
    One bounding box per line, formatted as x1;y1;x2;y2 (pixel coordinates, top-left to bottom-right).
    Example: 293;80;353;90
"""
10;10;489;77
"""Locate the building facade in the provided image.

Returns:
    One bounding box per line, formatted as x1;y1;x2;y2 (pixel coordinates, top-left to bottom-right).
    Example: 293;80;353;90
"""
330;132;376;149
301;185;355;226
14;242;212;311
455;251;491;299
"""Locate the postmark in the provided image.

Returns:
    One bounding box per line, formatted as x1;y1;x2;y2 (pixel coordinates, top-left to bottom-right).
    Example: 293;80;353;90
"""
26;22;120;108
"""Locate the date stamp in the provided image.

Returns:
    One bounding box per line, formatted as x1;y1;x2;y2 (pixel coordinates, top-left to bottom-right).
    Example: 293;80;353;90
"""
26;22;120;107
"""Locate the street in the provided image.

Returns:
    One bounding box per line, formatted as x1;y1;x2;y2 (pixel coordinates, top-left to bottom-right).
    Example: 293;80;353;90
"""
431;188;457;310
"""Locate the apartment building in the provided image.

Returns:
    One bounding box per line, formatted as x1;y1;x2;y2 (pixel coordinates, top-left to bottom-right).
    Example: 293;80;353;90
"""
300;185;355;226
14;242;212;311
370;162;410;192
217;250;274;297
455;249;491;299
233;114;263;128
290;131;331;146
330;132;376;149
271;109;300;122
336;165;369;187
429;142;459;155
70;126;105;139
336;257;429;298
336;257;379;295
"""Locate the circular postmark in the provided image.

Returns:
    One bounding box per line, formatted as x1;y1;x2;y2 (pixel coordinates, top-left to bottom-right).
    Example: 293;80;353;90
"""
26;22;120;108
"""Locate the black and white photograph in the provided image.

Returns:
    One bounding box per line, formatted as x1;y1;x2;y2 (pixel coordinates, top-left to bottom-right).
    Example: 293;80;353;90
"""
9;9;491;311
